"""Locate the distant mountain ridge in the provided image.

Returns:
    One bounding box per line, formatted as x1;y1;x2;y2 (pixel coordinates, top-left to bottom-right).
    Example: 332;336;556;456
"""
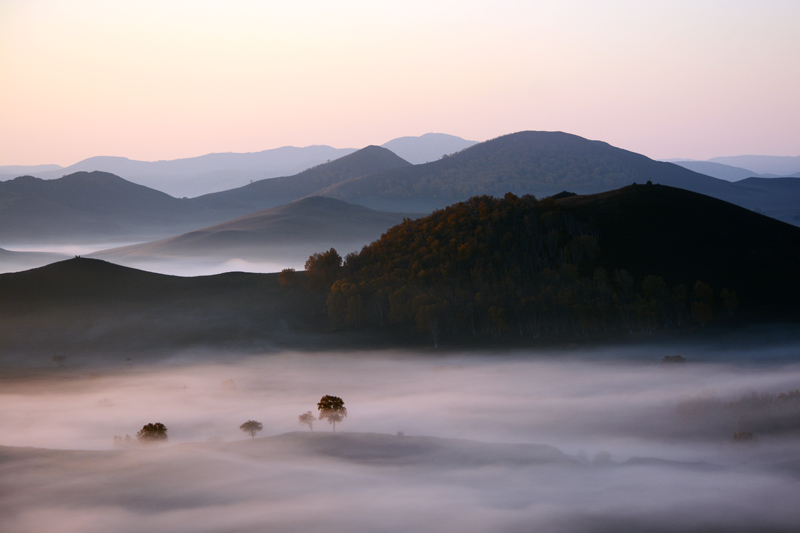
0;133;477;197
311;131;800;226
0;171;230;244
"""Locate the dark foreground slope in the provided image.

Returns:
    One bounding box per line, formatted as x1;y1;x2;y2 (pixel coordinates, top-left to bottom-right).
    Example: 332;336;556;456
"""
93;196;420;264
0;258;326;355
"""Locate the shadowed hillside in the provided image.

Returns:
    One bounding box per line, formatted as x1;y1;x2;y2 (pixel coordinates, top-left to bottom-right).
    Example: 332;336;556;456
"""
321;184;800;346
193;145;411;216
93;196;421;265
0;258;326;354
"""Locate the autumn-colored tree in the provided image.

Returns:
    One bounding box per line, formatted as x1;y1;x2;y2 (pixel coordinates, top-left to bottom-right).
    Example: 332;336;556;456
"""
136;423;168;445
305;248;343;292
278;268;299;288
317;395;347;432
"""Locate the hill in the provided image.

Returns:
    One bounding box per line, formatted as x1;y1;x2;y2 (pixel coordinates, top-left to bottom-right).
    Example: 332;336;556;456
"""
0;258;324;354
321;184;800;346
0;172;230;243
313;131;800;226
93;196;421;266
192;145;412;216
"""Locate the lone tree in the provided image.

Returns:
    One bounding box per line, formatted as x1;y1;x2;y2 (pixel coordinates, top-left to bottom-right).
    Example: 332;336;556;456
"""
239;420;263;440
298;411;316;431
136;423;168;444
317;395;347;432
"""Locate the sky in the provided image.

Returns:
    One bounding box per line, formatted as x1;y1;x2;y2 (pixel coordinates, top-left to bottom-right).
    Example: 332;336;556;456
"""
1;0;798;166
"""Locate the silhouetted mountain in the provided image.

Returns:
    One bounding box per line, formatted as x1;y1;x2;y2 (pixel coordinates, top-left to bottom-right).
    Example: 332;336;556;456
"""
709;155;800;176
0;172;229;243
381;133;477;164
316;131;800;226
94;196;421;265
193;146;411;216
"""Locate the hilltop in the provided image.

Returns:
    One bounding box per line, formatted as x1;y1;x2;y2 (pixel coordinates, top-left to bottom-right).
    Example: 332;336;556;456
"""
0;171;228;243
321;184;800;346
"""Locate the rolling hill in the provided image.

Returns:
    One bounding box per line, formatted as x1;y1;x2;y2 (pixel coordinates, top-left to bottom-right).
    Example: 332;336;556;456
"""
192;145;412;216
313;131;800;226
0;172;230;243
93;196;421;266
322;183;800;345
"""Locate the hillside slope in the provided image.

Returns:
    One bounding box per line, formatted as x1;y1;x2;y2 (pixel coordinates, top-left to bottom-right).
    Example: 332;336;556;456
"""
0;172;229;243
94;196;420;264
315;131;800;226
193;146;411;216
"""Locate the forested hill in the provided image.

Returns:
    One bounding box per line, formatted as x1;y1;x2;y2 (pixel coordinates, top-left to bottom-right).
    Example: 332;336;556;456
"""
193;145;411;216
314;131;731;212
317;184;800;346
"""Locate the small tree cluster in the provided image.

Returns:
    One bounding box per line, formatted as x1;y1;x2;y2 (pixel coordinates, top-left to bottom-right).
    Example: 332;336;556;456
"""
136;423;168;445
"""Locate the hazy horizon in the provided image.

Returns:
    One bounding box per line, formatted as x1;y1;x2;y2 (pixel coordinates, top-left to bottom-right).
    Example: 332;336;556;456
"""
2;1;799;167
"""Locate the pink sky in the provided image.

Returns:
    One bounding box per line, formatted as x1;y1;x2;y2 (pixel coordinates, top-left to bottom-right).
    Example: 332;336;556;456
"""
1;0;798;166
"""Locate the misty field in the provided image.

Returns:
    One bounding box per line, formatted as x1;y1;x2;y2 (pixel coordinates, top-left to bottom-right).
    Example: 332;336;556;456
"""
2;346;800;532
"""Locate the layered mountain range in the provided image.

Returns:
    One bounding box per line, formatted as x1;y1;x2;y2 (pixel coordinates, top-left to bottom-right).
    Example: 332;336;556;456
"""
1;131;798;270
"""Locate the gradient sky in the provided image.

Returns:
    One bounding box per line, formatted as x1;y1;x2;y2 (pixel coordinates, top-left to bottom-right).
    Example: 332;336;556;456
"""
1;0;798;166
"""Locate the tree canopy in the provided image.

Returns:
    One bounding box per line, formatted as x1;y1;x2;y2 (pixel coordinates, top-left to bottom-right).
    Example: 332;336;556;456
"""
317;395;347;432
136;423;168;444
239;420;263;439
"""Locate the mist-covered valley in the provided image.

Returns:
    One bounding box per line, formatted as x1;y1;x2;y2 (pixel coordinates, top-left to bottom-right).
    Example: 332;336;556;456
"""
2;346;800;532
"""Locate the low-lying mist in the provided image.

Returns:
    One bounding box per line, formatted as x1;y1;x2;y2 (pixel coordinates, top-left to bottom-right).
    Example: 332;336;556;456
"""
2;347;800;532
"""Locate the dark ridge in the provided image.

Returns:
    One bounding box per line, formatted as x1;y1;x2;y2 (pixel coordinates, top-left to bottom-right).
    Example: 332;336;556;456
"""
556;184;800;313
551;191;577;199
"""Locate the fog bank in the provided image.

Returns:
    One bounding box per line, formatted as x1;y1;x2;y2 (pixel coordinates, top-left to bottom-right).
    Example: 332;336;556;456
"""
2;348;800;532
